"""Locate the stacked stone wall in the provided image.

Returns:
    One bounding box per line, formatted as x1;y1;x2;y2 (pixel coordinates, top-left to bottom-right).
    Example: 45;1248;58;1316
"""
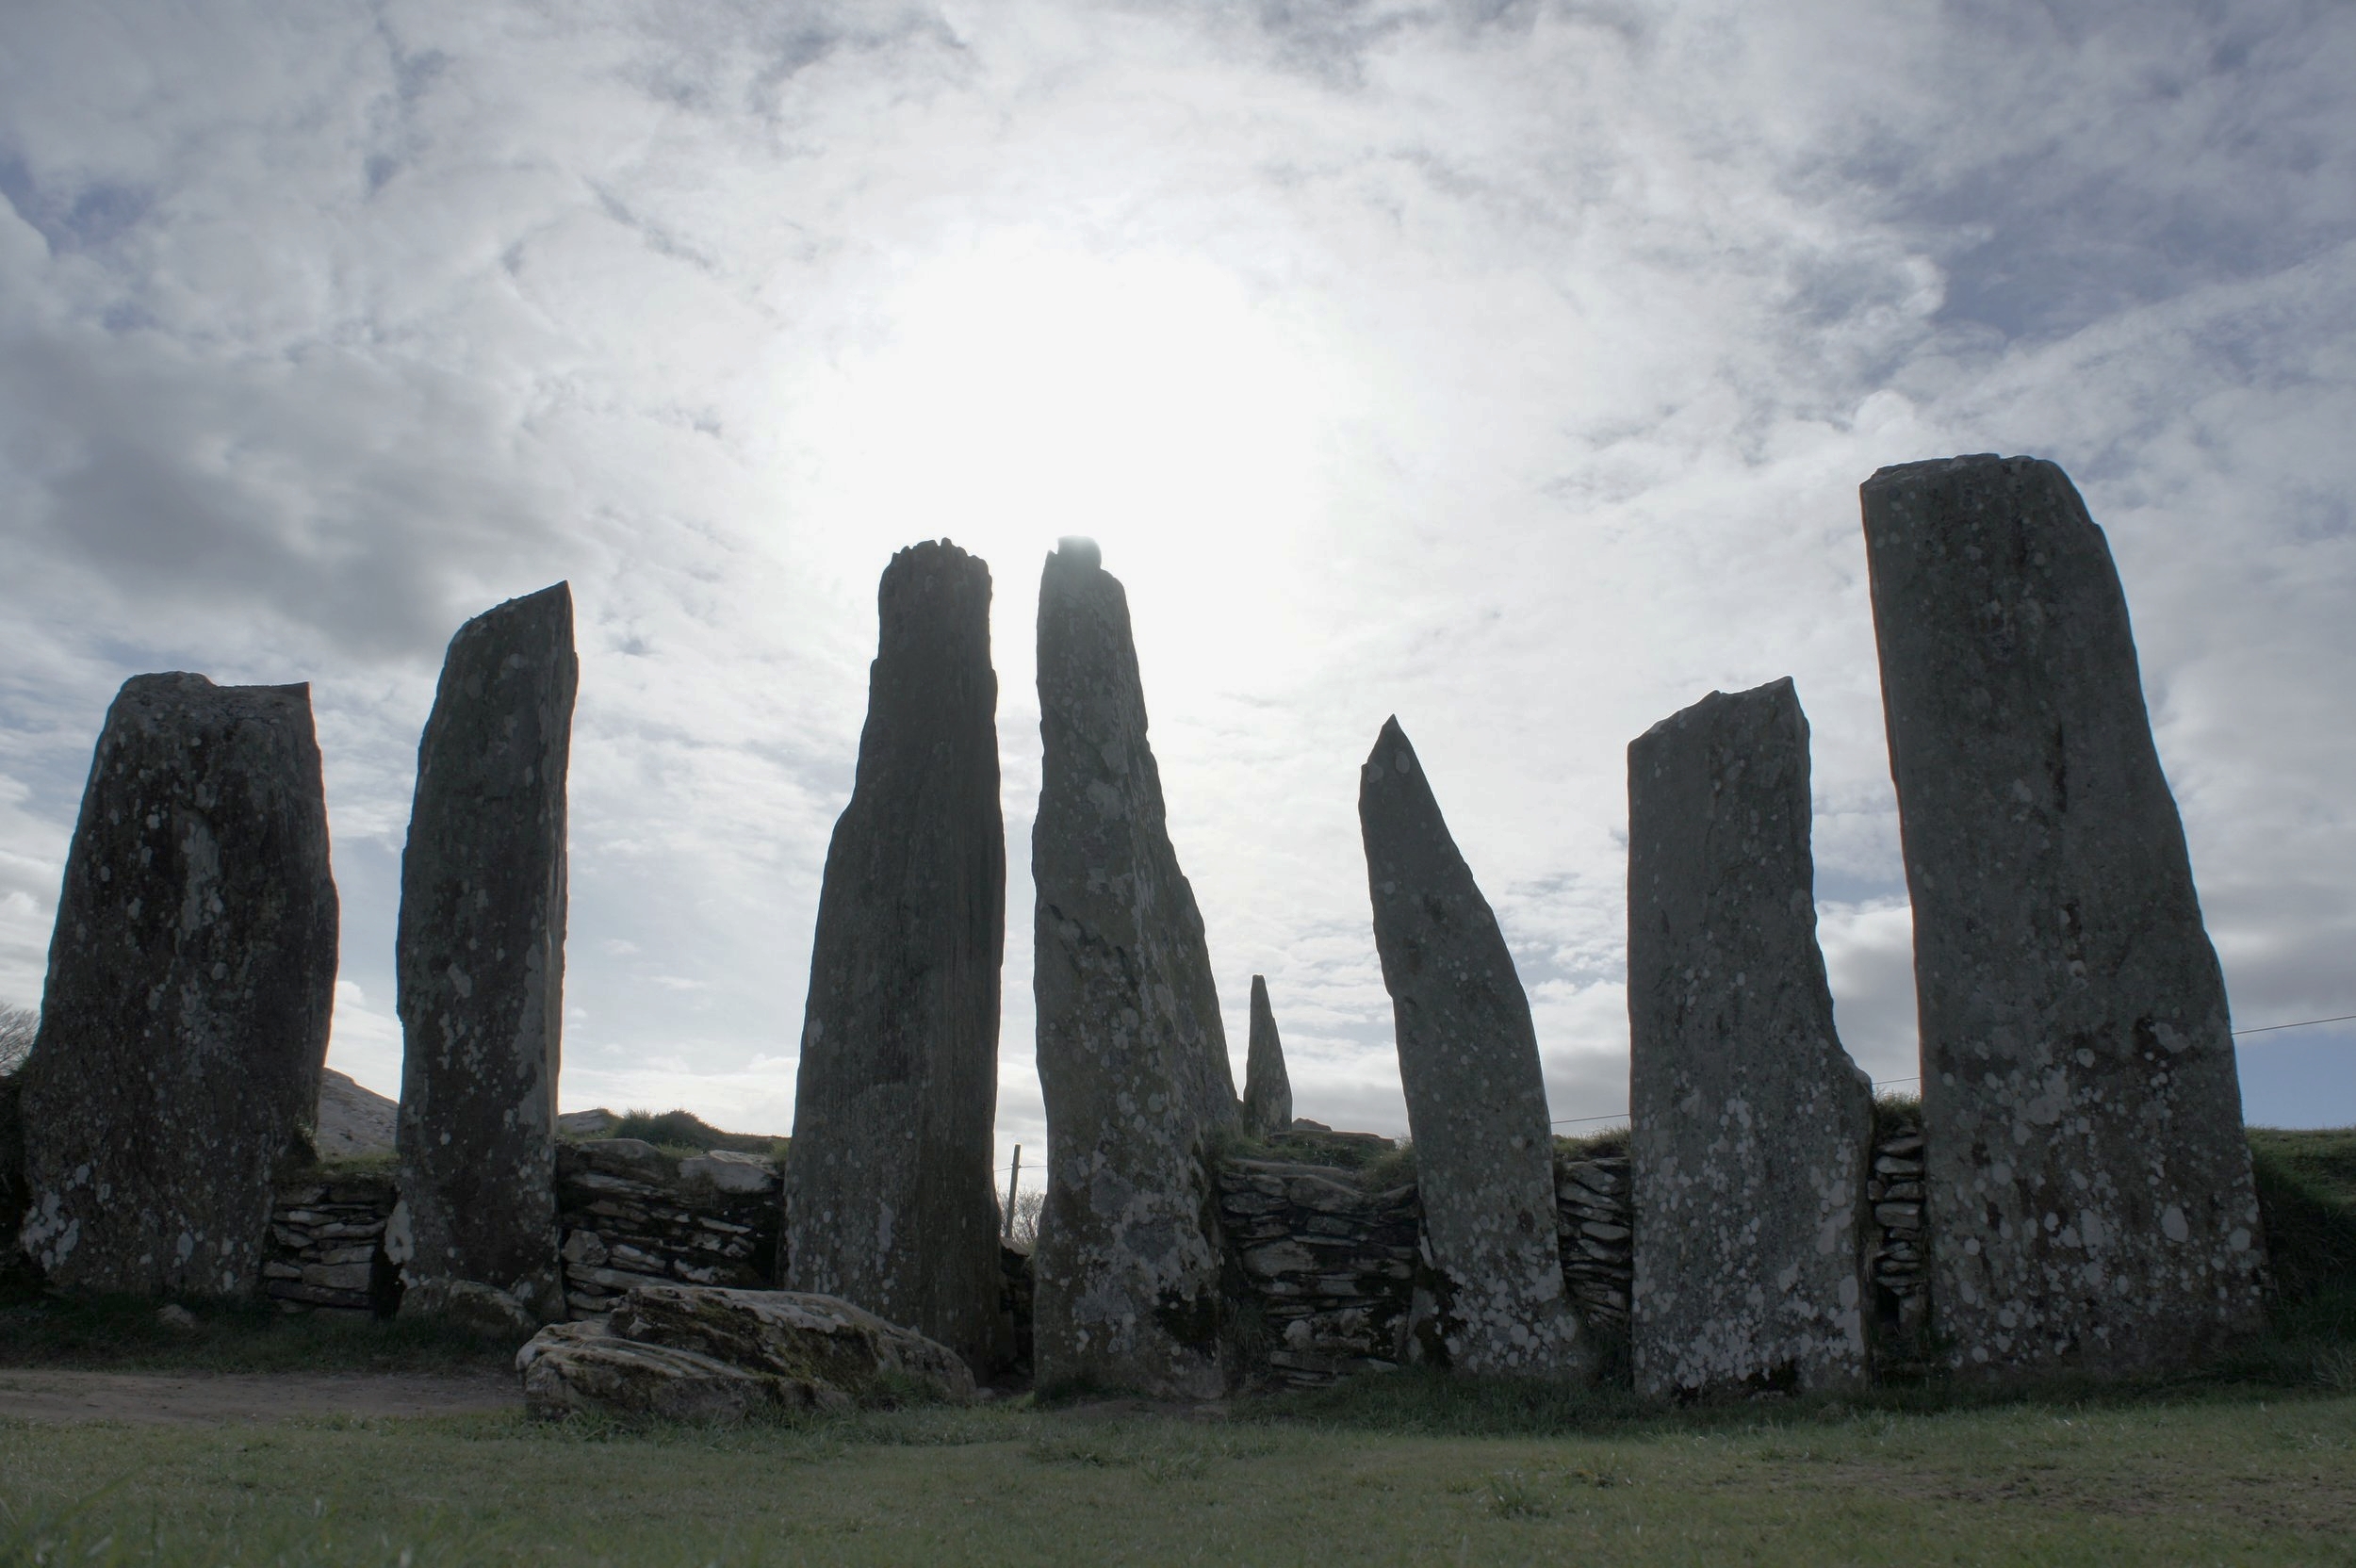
1219;1159;1421;1387
1863;1107;1931;1374
266;1173;397;1316
555;1140;781;1318
1217;1142;1637;1389
1554;1147;1632;1360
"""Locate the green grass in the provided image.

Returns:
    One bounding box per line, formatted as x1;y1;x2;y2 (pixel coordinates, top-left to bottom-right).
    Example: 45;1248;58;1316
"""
3;1386;2353;1564
589;1109;788;1161
0;1294;519;1374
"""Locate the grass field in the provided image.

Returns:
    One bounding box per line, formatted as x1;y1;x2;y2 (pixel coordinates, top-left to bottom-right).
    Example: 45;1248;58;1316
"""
1;1126;2351;1565
4;1382;2354;1565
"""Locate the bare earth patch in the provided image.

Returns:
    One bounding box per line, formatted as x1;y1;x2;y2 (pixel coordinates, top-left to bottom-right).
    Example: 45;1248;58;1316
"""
0;1368;516;1424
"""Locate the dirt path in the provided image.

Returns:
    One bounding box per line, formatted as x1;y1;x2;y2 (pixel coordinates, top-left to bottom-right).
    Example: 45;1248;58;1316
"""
0;1368;518;1425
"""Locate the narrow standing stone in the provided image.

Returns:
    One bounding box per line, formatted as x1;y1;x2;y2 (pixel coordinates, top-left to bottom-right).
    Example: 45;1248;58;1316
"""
1626;678;1873;1397
786;541;1008;1374
1032;537;1235;1398
18;674;337;1298
1863;454;2266;1376
394;583;577;1325
1359;717;1588;1380
1242;975;1294;1138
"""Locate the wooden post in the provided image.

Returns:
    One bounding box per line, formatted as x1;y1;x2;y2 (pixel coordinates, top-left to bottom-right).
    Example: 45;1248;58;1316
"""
1004;1145;1022;1241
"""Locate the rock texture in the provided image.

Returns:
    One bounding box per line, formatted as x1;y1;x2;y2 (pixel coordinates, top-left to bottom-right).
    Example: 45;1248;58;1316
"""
785;541;1007;1374
1215;1140;1633;1389
0;1069;25;1277
394;583;577;1327
1219;1158;1420;1386
557;1138;781;1318
1031;537;1235;1398
1862;454;2266;1376
1626;679;1873;1397
1861;1108;1932;1375
316;1070;397;1160
266;1170;396;1317
518;1285;976;1421
1242;976;1295;1137
18;674;337;1298
1358;717;1588;1380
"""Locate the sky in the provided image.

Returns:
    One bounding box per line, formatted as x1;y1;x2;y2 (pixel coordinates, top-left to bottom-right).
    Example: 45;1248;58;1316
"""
1;0;2351;1202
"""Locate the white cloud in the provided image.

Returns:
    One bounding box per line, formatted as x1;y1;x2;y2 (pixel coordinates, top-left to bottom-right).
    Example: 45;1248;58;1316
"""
1;0;2349;1160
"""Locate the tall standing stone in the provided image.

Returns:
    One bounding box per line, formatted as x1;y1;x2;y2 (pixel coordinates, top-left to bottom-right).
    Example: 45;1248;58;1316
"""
18;674;337;1298
786;541;1008;1374
1242;975;1293;1138
1032;537;1235;1398
1359;717;1588;1380
1626;678;1873;1397
1863;454;2266;1376
394;583;577;1325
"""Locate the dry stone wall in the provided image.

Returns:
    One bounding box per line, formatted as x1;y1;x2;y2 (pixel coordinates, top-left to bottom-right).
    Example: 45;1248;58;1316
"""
555;1140;781;1319
1217;1139;1635;1390
1862;1107;1932;1374
266;1172;396;1317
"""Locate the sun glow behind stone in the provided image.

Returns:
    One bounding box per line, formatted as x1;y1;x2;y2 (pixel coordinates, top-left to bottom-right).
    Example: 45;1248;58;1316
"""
794;233;1340;671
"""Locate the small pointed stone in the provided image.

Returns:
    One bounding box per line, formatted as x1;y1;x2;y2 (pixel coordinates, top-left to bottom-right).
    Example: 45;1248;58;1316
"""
1358;717;1587;1380
394;583;577;1325
786;541;1008;1374
19;674;338;1298
1862;454;2266;1376
1242;975;1293;1138
1031;537;1233;1398
1626;678;1873;1397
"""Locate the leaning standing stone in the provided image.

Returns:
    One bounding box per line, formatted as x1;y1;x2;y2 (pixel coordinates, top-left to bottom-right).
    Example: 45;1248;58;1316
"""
394;583;577;1326
1627;678;1873;1396
1359;717;1588;1380
18;674;337;1298
1242;975;1294;1138
1032;537;1234;1398
1862;454;2266;1376
786;541;1008;1375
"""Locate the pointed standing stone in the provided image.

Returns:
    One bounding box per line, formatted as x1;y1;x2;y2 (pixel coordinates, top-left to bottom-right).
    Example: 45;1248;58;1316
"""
785;541;1008;1374
1626;678;1873;1397
18;674;338;1298
1863;454;2266;1376
393;583;577;1326
1359;717;1588;1380
1032;537;1234;1398
1242;975;1294;1138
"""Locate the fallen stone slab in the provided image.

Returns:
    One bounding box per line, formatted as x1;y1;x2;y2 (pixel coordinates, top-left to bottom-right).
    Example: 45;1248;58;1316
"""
19;673;337;1298
516;1286;975;1422
1359;716;1588;1380
1862;454;2267;1376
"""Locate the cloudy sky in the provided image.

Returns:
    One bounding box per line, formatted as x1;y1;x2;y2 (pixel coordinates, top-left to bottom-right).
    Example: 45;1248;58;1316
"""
3;0;2351;1195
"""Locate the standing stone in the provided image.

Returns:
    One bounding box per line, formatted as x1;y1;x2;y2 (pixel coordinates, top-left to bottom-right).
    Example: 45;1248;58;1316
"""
1359;717;1588;1380
1626;678;1873;1397
1863;454;2266;1376
1032;537;1235;1398
786;541;1008;1374
394;583;577;1326
1242;975;1294;1138
1;1065;25;1277
18;674;337;1298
